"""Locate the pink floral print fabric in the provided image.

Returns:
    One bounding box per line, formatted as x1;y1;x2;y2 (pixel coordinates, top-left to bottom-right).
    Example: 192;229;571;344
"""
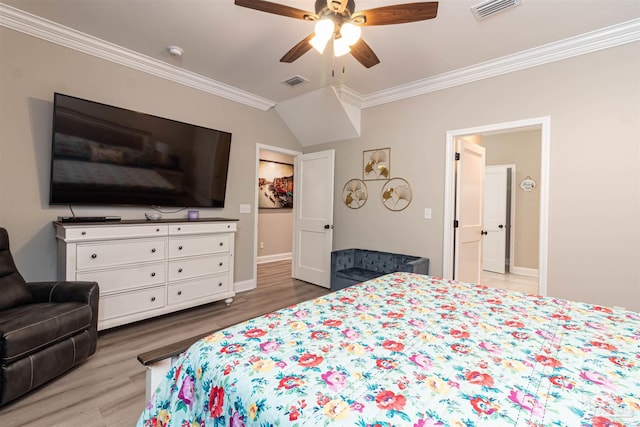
138;273;640;426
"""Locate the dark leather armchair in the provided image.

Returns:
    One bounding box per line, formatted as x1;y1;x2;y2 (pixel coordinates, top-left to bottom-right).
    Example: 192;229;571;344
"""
0;227;98;406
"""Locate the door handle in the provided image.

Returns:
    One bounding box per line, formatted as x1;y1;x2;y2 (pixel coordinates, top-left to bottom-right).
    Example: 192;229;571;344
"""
498;224;504;229
481;230;488;235
324;224;333;230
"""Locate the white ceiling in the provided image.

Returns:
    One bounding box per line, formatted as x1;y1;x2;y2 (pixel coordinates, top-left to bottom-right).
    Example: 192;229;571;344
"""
3;0;640;104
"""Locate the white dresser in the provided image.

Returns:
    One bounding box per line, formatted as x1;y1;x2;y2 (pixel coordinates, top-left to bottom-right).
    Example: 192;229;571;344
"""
54;219;237;330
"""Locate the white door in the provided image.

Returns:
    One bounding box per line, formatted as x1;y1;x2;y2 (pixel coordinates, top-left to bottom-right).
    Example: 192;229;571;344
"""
292;150;335;288
454;140;486;283
483;166;508;273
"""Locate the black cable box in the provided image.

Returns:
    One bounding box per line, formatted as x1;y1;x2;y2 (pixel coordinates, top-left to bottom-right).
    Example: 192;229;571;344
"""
58;216;121;223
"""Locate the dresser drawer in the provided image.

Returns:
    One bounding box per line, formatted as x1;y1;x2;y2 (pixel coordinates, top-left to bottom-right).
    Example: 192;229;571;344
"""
168;254;229;281
99;286;165;321
77;239;165;270
167;274;230;305
169;235;229;258
58;224;168;242
76;262;165;294
169;222;236;235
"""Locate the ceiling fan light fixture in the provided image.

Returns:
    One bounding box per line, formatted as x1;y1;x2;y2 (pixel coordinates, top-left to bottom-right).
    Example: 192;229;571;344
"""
314;18;335;40
333;37;351;57
309;35;329;53
340;22;361;45
310;18;335;53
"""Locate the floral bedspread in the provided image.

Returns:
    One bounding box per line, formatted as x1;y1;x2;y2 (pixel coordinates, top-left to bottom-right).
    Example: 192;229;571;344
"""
138;273;640;427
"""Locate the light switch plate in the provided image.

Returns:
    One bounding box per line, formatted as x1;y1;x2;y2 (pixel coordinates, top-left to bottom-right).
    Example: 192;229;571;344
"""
240;204;251;214
424;208;432;219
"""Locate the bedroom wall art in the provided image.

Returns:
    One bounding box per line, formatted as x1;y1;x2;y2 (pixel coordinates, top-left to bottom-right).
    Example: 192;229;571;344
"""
363;148;390;181
258;159;293;208
381;177;412;211
342;179;368;209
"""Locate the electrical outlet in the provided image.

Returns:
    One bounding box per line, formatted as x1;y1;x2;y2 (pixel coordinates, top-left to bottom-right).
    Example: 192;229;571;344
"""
424;208;432;219
240;204;251;214
259;242;264;249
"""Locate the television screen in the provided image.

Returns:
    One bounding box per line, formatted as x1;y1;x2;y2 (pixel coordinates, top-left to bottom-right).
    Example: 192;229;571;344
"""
49;93;232;208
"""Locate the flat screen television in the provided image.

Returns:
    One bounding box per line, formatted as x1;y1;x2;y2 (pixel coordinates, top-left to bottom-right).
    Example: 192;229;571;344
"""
49;93;232;208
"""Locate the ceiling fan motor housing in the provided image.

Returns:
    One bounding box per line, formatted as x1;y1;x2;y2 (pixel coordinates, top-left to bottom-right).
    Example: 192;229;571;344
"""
315;0;356;16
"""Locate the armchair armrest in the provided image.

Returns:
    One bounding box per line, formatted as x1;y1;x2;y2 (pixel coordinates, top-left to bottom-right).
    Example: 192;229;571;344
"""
27;281;99;355
27;281;99;306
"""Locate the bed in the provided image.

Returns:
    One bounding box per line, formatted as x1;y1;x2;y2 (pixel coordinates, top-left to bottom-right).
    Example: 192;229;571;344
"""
137;272;640;426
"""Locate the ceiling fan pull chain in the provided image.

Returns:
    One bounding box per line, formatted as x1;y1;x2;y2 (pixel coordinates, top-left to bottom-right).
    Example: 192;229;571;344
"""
331;46;336;77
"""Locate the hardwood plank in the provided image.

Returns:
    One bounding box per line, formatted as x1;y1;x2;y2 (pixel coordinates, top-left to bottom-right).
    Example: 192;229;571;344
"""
0;261;329;426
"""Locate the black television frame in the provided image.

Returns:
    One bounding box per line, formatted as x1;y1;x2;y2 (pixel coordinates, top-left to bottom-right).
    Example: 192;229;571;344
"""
49;93;232;208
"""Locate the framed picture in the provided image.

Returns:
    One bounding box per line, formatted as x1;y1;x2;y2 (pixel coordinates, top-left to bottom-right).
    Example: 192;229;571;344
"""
363;148;391;181
258;160;294;209
381;178;412;211
342;179;368;209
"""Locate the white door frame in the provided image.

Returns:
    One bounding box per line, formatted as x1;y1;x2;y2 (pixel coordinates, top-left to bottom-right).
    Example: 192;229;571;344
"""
252;144;302;289
443;117;550;296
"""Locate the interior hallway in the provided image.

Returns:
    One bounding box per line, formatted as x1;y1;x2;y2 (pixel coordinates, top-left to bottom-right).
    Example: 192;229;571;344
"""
480;270;538;294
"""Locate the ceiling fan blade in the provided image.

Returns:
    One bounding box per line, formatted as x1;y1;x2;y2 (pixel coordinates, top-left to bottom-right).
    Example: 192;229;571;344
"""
280;34;315;63
350;38;380;68
234;0;316;20
354;2;438;26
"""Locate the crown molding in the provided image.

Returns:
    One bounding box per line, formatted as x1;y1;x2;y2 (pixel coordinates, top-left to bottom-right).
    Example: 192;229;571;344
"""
359;18;640;108
1;4;638;111
0;3;277;111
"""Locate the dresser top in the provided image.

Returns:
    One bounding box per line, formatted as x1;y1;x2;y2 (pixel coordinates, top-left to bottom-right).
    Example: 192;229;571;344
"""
53;217;239;226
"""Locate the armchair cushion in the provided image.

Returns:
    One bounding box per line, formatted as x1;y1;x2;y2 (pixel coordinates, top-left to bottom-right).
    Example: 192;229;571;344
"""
0;302;93;364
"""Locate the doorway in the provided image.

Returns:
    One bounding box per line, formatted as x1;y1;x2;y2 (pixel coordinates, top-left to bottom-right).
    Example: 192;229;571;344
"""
443;117;550;296
253;144;301;290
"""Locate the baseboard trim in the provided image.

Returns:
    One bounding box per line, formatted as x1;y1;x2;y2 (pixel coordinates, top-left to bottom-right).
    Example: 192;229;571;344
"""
511;266;539;277
234;278;256;293
257;253;292;264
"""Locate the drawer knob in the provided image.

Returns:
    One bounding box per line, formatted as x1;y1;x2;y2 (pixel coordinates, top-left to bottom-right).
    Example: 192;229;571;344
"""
178;227;181;231
219;242;224;246
151;296;156;302
178;245;183;250
177;291;182;296
151;248;156;253
81;231;86;236
218;282;223;287
151;272;156;277
178;268;183;273
219;262;223;266
91;254;97;259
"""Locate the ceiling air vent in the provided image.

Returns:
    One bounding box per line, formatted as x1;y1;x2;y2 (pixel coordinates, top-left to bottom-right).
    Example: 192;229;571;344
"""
282;75;309;87
471;0;522;20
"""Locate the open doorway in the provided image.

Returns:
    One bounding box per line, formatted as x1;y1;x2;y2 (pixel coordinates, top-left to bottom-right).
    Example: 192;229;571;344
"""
252;144;301;290
443;117;550;296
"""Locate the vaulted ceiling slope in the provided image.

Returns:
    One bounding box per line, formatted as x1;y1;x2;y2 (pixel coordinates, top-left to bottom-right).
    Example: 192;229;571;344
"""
1;1;639;111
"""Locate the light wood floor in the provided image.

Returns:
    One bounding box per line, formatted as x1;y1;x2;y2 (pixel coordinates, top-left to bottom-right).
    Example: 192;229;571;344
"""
0;260;329;427
481;270;539;294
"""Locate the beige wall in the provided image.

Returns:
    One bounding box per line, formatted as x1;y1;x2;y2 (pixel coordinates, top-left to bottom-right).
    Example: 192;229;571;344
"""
257;150;294;260
0;28;301;284
310;42;640;312
2;28;639;312
484;129;541;270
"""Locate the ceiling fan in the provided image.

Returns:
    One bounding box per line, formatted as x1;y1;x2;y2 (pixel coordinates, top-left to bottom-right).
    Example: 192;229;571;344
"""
234;0;439;68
